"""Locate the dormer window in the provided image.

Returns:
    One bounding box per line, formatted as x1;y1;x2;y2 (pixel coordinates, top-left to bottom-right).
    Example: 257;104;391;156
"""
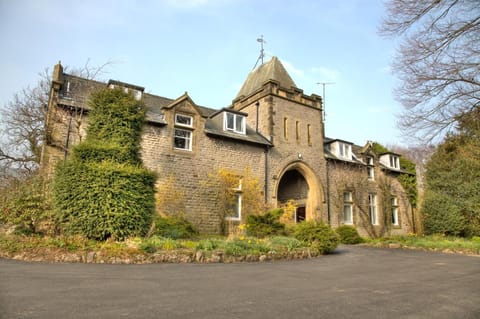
175;114;193;127
336;142;352;159
379;153;401;170
390;155;400;169
224;112;246;134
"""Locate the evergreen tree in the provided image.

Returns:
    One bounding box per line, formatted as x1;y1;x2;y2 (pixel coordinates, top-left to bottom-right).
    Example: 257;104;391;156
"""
423;108;480;237
53;88;156;240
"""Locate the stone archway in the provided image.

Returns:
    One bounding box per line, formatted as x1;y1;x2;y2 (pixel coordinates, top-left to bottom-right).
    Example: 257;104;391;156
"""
275;161;323;222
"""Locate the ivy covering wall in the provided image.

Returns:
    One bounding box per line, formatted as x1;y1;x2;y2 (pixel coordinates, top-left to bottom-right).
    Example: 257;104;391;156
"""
53;88;156;240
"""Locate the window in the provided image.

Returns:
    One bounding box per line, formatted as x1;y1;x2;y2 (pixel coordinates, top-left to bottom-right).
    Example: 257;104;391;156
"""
224;112;245;134
284;117;288;140
226;178;242;221
391;197;399;226
390;155;400;169
175;114;193;127
174;128;192;151
338;142;351;159
368;194;378;225
366;156;374;180
307;124;312;146
295;121;300;142
343;191;353;224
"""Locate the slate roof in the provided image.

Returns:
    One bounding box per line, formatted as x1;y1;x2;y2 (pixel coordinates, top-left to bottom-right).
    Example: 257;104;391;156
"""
205;109;272;147
236;56;297;98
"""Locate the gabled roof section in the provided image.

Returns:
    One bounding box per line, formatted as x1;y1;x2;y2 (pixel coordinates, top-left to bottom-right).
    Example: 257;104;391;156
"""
236;56;297;98
162;92;216;118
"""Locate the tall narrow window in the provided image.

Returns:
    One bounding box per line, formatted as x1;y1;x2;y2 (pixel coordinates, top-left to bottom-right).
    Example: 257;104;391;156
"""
343;191;353;224
174;113;193;151
368;194;378;225
226;178;242;221
284;117;288;140
307;124;312;146
391;197;399;226
366;156;374;180
296;121;300;142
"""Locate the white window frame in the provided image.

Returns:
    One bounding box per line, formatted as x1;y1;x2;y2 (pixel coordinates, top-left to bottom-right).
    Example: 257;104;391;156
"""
226;178;242;221
391;197;399;226
368;193;378;225
366;156;375;180
390;155;400;169
224;112;246;134
173;128;192;151
338;142;351;159
175;113;193;128
343;191;353;225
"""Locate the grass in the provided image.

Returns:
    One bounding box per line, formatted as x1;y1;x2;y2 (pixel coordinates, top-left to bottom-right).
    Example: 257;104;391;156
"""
366;234;480;254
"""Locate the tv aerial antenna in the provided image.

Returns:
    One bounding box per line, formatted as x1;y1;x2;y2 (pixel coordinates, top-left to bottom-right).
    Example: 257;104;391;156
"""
316;82;335;121
253;35;267;70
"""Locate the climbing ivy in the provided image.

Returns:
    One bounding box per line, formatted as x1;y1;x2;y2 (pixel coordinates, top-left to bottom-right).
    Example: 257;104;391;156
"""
53;87;156;240
372;142;417;207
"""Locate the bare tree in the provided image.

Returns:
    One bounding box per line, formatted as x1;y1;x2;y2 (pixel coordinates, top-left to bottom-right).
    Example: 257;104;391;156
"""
0;59;113;176
380;0;480;143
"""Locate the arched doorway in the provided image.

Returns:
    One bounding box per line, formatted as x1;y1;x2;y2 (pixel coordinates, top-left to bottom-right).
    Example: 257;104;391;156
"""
276;162;323;222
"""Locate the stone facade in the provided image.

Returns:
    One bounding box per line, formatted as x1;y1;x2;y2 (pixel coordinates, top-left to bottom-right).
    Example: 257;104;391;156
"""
41;57;416;236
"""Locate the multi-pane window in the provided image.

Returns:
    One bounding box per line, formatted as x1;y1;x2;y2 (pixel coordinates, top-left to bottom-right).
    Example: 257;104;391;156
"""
389;155;400;169
368;193;378;225
366;156;374;180
391;197;399;226
174;129;192;151
338;143;351;159
343;191;353;224
224;112;245;134
174;113;193;151
226;178;242;221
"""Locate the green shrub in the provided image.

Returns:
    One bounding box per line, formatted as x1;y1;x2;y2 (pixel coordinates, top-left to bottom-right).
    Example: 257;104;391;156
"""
293;221;339;254
0;175;53;235
422;190;466;236
52;88;156;241
267;236;304;252
335;225;364;244
152;215;197;239
54;160;156;240
246;209;286;238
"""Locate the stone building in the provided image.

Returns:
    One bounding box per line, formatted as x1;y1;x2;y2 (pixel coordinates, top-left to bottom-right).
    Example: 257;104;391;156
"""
41;57;416;237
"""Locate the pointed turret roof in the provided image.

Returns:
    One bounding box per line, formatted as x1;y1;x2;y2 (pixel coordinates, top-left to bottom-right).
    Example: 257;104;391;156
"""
236;56;297;98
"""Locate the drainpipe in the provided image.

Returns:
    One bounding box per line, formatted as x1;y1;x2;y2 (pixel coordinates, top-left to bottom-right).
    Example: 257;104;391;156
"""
64;109;73;160
255;101;260;133
326;160;331;225
264;146;269;203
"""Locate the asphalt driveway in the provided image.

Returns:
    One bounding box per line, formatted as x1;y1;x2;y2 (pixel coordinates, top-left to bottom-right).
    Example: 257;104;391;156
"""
1;245;479;319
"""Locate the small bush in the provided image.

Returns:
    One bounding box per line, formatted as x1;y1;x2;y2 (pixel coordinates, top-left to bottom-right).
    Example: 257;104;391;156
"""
335;225;364;244
152;215;197;239
293;221;339;254
246;209;286;238
267;236;303;252
422;191;466;236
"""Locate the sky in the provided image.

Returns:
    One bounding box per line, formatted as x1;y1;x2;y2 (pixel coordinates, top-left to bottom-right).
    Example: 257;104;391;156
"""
0;0;406;147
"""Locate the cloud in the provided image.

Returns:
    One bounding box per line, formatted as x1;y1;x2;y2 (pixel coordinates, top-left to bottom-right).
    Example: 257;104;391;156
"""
280;59;305;78
311;66;341;82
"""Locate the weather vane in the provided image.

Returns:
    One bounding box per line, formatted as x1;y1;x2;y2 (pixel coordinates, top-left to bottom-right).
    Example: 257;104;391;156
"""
253;35;267;69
